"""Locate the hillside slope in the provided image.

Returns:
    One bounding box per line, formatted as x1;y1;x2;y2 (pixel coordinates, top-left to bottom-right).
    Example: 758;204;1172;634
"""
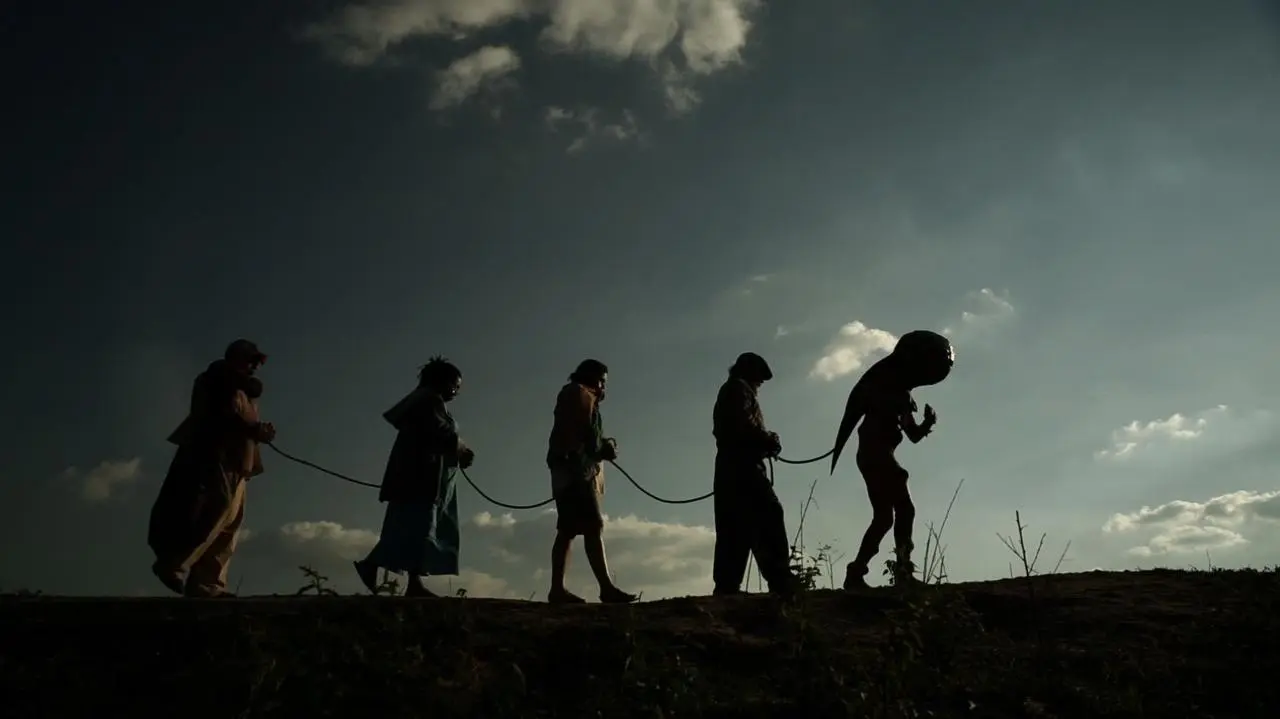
3;569;1277;718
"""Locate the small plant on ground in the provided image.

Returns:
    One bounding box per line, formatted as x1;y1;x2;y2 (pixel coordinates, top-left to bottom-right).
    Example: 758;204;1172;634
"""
295;565;339;596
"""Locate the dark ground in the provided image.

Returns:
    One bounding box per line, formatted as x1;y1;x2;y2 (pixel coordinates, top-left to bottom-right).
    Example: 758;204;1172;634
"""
3;568;1278;718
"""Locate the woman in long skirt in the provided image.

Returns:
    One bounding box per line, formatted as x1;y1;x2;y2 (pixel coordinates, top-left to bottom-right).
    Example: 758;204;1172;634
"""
354;356;474;597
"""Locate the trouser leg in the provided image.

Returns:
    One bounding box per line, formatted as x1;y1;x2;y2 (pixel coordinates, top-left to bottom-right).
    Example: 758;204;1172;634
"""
712;480;751;592
184;473;246;597
749;483;796;591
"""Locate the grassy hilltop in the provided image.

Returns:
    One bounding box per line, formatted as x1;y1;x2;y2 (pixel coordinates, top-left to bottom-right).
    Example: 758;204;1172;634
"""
3;567;1278;718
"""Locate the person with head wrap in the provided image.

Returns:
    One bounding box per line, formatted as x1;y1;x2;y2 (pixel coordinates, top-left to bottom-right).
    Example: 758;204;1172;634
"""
544;358;638;604
710;352;799;596
148;339;275;598
828;330;955;589
353;356;474;598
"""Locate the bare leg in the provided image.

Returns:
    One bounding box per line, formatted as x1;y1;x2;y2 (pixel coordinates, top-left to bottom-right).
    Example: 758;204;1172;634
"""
582;530;615;589
844;468;895;590
548;531;585;603
847;507;893;579
585;530;638;603
892;491;918;583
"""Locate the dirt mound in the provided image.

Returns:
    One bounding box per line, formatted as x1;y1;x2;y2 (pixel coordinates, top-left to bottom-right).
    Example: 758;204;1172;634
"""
3;569;1277;717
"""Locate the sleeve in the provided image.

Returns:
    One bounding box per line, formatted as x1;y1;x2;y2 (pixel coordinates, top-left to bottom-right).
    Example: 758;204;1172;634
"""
714;381;773;451
195;375;258;439
421;394;461;457
556;384;602;458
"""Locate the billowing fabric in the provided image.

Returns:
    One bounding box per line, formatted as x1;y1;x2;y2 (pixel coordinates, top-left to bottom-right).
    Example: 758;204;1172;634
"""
148;360;263;578
364;494;460;577
362;385;464;577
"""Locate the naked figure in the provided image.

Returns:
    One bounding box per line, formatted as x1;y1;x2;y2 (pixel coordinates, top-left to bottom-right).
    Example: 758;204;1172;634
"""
829;330;955;589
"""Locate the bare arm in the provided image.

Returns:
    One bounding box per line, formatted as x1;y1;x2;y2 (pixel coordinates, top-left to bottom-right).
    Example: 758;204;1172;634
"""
901;403;937;444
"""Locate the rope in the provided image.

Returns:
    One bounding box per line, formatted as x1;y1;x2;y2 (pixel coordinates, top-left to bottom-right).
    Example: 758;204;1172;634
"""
265;442;834;510
267;442;553;509
608;449;831;505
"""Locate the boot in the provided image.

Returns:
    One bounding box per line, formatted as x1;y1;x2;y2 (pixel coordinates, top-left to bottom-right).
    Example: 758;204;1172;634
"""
842;562;870;591
892;544;920;586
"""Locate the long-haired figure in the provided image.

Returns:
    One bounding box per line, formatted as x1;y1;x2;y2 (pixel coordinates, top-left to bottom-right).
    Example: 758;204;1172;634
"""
354;356;474;597
829;330;955;589
544;359;638;604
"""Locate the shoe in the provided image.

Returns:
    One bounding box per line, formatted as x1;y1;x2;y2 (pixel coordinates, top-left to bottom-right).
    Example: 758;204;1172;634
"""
893;560;920;587
712;586;744;597
599;586;639;604
353;560;379;594
405;583;438;598
151;562;185;596
184;587;236;598
547;588;587;604
842;563;870;591
768;575;800;597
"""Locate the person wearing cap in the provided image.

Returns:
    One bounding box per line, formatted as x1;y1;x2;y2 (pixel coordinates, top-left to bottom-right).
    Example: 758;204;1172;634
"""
544;359;638;604
353;355;474;598
828;330;955;590
710;352;798;596
147;338;276;598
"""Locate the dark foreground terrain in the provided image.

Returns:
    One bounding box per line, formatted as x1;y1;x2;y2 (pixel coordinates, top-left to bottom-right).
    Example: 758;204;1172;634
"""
3;569;1278;718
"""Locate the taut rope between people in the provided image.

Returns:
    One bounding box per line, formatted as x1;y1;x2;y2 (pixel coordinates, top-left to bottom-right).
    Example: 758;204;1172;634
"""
265;443;834;511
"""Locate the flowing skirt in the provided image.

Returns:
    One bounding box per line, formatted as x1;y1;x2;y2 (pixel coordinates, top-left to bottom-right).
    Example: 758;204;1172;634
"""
365;477;460;577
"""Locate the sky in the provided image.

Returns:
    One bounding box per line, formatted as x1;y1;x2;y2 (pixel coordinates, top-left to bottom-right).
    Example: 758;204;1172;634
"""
4;0;1280;599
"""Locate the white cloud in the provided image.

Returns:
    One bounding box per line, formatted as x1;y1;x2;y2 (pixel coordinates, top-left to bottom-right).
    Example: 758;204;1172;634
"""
278;520;380;560
470;509;716;599
1095;405;1229;460
303;0;760;114
301;0;533;66
239;508;717;600
543;105;640;153
430;45;521;110
941;288;1015;340
809;321;898;382
65;457;143;503
1102;489;1280;557
246;519;519;597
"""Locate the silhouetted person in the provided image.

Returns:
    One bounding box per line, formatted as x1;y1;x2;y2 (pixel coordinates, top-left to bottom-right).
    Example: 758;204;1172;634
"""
711;352;798;596
354;356;474;598
830;330;955;589
148;339;275;597
545;359;638;604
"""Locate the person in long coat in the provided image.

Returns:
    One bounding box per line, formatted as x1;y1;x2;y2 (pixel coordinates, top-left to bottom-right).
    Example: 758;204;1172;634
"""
148;338;275;597
354;356;474;597
710;352;798;596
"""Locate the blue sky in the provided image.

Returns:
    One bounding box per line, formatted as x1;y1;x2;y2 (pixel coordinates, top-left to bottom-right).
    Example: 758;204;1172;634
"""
4;0;1280;598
